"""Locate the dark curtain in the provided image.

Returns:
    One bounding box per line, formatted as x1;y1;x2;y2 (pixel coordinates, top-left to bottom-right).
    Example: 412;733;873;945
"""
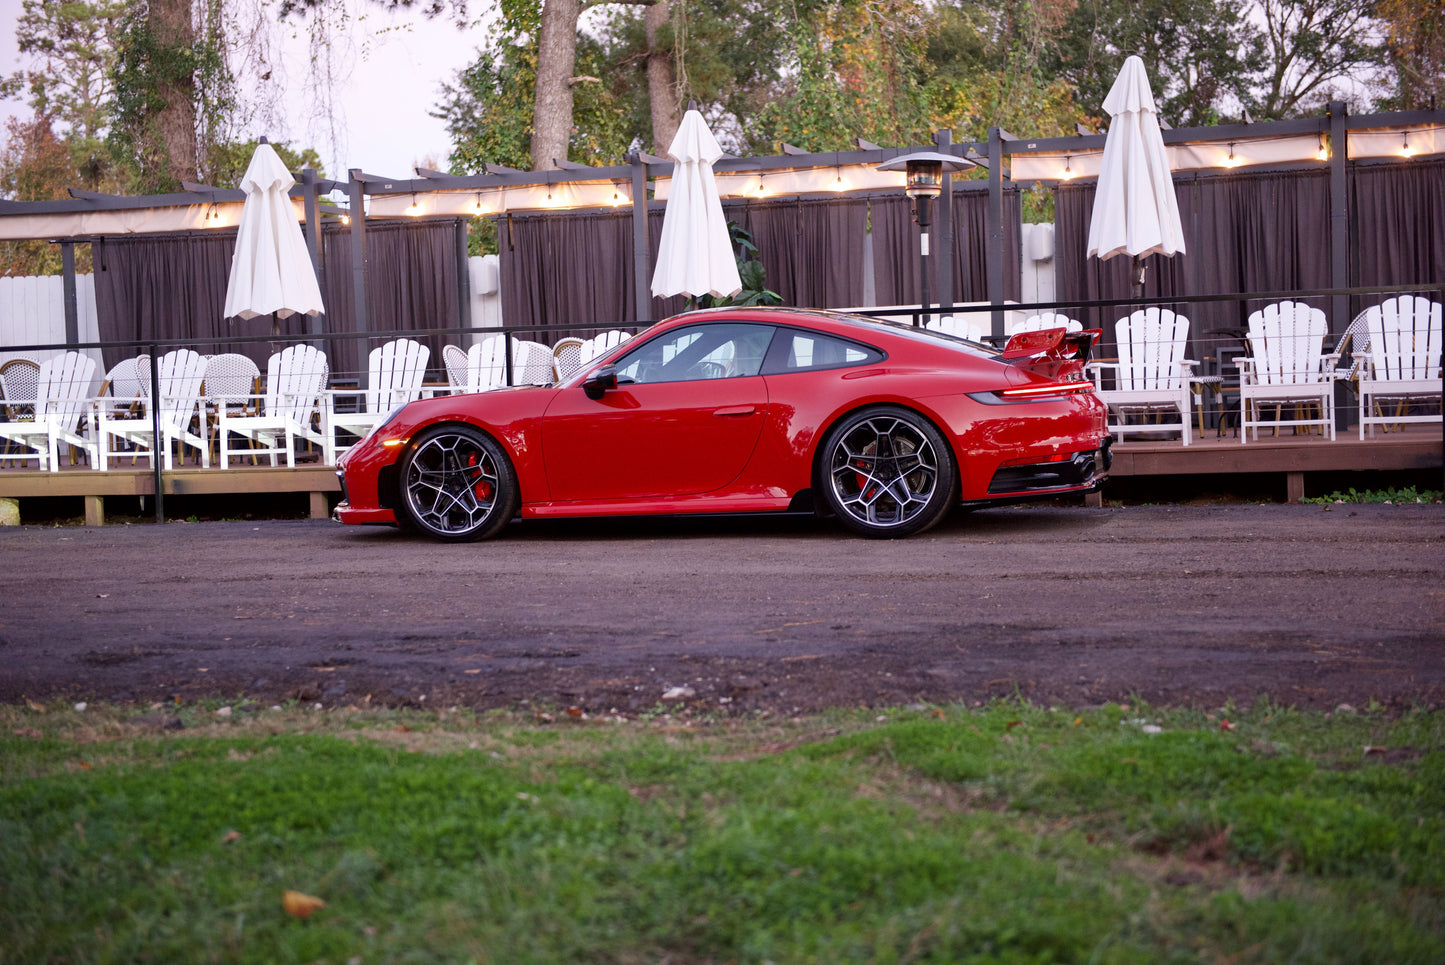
1350;158;1445;318
93;220;462;382
731;197;868;309
500;209;636;338
91;231;315;370
321;219;462;381
871;184;1021;307
1056;163;1445;361
1055;180;1190;347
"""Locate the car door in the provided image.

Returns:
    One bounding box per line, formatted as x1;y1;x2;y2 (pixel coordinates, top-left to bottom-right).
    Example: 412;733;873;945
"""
541;322;775;502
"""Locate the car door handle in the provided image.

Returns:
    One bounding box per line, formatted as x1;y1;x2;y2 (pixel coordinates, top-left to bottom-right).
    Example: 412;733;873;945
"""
713;405;757;417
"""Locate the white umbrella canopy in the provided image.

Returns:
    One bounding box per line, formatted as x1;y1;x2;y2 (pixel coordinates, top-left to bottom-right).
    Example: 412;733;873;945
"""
651;109;742;300
1086;56;1186;275
223;141;325;322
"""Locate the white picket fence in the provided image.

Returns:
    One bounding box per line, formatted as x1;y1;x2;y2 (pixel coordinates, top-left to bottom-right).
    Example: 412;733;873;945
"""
0;273;103;370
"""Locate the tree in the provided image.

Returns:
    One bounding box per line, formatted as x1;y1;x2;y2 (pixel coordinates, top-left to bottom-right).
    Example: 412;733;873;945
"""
1051;0;1266;126
1249;0;1385;118
0;116;94;276
109;0;238;192
0;0;128;190
1375;0;1445;110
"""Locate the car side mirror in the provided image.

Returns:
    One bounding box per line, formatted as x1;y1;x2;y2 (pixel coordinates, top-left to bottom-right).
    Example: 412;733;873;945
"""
583;365;618;400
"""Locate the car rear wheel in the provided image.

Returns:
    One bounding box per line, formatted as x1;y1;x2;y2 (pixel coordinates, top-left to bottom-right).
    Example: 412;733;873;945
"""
399;425;519;542
820;406;956;538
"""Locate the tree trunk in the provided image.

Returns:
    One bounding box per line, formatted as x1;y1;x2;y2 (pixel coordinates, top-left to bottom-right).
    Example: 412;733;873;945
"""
149;0;198;185
532;0;583;170
645;0;680;154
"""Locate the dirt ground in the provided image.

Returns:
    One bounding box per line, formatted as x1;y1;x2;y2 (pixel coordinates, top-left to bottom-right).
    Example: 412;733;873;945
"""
1;504;1442;716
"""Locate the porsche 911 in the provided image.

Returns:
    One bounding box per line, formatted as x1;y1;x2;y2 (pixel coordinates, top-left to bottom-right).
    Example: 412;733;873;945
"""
335;307;1111;541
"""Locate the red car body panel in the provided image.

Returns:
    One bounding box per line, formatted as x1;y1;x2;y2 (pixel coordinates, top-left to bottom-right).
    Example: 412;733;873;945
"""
334;307;1109;528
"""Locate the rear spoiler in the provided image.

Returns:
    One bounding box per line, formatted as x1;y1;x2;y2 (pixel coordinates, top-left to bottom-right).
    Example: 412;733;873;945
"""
1000;327;1101;364
1000;327;1102;381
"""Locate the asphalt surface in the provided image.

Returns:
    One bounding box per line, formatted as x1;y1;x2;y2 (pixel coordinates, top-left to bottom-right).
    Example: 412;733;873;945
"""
1;504;1442;714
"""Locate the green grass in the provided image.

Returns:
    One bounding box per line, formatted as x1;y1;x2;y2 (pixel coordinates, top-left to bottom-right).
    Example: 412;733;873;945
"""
1300;485;1443;504
2;699;1441;964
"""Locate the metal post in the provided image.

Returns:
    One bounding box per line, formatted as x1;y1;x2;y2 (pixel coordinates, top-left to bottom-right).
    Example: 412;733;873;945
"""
61;242;78;345
916;195;933;324
1328;101;1351;426
300;168;327;342
631;154;651;320
934;129;954;312
347;170;370;390
456;219;472;330
149;342;163;524
987;127;1006;339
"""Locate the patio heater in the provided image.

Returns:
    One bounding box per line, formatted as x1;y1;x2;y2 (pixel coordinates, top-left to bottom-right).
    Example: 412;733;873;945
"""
878;151;974;325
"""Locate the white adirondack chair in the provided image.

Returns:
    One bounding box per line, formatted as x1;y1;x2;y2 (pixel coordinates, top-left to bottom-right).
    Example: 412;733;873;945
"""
1087;307;1198;445
96;349;210;470
924;314;988;341
450;334;554;392
1356;296;1443;438
217;344;330;467
327;338;431;460
1236;301;1342;443
0;352;98;471
1011;312;1083;335
576;329;633;367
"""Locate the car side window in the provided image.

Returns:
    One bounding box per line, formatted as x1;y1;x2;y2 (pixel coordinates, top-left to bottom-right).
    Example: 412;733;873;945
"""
613;323;777;385
761;330;883;374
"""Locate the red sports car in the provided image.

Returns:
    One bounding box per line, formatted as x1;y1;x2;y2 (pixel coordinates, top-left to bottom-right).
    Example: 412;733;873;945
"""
335;307;1111;541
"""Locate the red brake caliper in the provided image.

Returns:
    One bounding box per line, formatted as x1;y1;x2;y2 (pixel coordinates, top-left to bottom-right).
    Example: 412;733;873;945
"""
468;451;493;500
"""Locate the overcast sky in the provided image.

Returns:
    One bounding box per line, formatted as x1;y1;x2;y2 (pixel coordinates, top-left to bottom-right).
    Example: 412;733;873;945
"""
0;0;493;186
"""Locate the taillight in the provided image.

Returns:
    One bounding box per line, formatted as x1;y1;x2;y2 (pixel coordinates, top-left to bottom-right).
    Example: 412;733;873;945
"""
997;380;1093;399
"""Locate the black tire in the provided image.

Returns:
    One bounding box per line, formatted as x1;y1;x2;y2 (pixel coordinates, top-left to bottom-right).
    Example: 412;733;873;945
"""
397;425;519;542
818;405;957;538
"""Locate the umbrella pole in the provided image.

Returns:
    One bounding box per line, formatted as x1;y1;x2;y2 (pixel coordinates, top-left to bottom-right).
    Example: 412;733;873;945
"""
1131;256;1147;299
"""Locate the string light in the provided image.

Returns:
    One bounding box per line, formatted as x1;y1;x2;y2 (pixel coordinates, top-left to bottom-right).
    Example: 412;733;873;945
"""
405;192;421;216
1317;134;1328;162
1401;130;1416;158
473;192;486;214
1060;156;1076;180
608;184;625;206
1223;142;1242;168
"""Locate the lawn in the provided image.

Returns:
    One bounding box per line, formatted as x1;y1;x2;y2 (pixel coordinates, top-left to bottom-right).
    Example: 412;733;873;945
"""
2;699;1441;964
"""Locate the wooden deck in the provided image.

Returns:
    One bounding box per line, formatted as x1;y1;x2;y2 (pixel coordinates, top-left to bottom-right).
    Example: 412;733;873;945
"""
0;427;1439;524
1108;426;1442;501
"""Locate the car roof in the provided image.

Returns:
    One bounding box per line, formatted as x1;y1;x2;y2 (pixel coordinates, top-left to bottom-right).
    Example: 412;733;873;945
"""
654;306;999;357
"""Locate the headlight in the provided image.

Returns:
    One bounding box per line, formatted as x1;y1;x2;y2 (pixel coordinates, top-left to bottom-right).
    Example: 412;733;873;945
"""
359;404;408;446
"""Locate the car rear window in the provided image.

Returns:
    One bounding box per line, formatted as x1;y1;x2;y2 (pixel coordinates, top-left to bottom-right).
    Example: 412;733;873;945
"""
762;329;883;374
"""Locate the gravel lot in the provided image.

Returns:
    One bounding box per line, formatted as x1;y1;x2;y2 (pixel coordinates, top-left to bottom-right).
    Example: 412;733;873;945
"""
1;504;1441;714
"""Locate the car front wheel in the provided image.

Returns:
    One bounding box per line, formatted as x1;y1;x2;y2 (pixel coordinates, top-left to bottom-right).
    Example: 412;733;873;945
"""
398;425;519;542
820;405;956;538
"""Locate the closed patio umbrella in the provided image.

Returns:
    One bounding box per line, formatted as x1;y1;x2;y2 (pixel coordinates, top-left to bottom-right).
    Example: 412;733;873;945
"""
224;140;325;327
1086;55;1186;296
651;109;742;300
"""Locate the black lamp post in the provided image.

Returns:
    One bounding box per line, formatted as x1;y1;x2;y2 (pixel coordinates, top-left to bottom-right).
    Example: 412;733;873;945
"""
878;151;975;324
